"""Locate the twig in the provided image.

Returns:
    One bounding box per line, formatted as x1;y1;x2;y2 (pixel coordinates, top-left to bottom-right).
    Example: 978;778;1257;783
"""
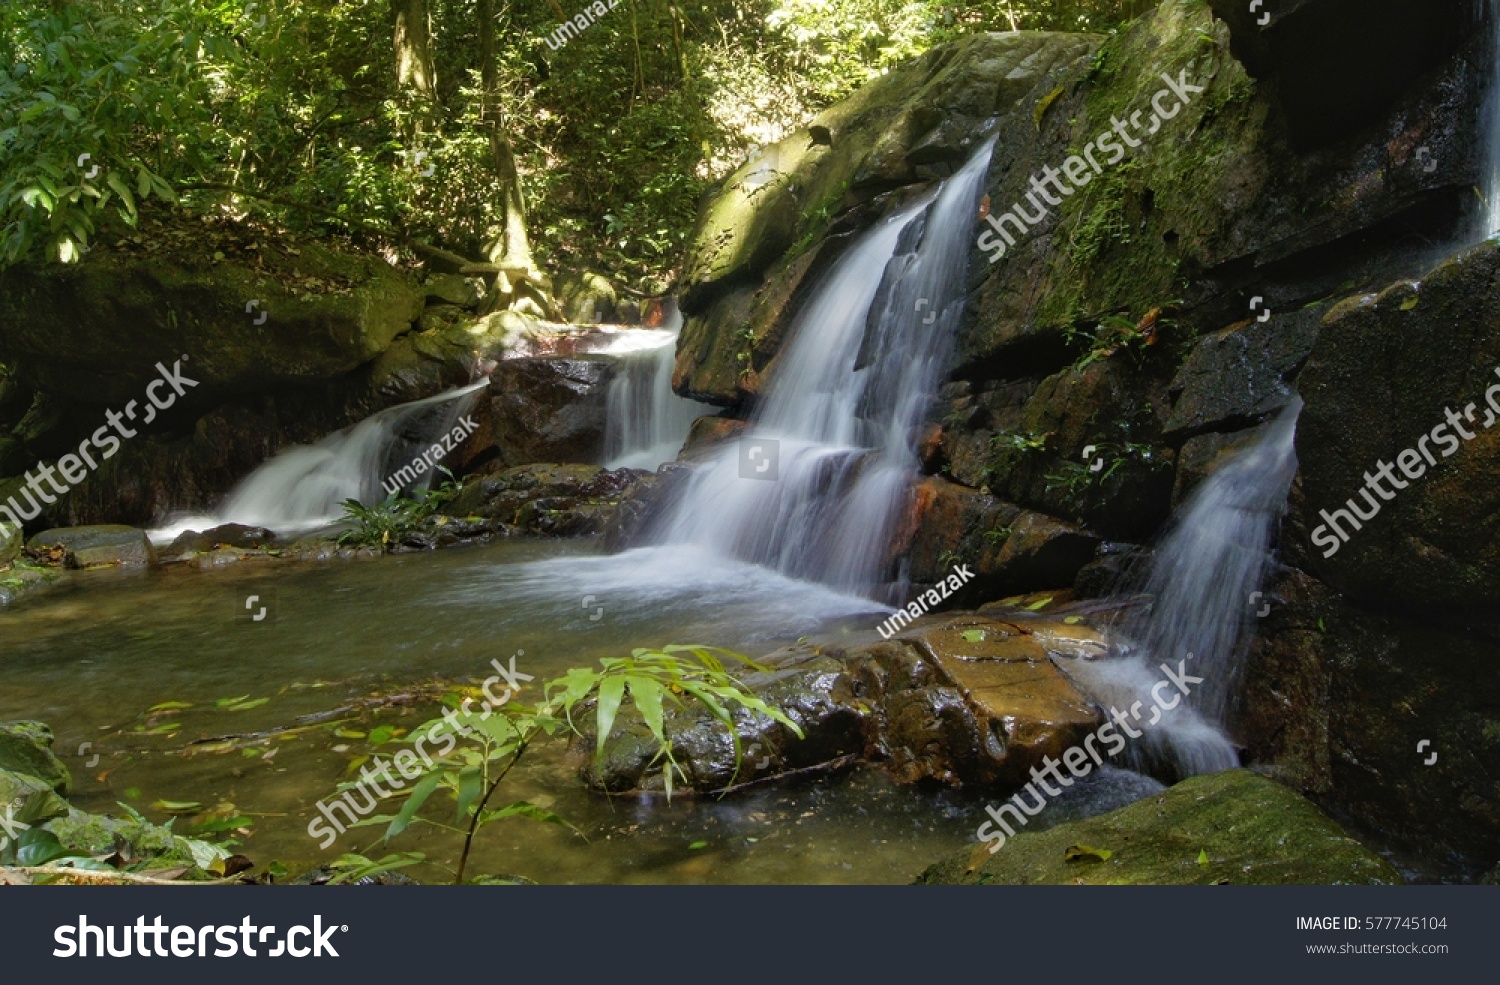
3;865;241;886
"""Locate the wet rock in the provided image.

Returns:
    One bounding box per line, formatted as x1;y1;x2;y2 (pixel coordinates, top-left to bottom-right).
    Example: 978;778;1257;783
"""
1163;305;1323;443
582;615;1100;795
917;769;1402;885
473;357;612;468
675;31;1097;403
1240;566;1500;877
0;721;71;794
582;651;874;794
0;561;59;606
892;617;1100;788
443;463;650;539
26;525;155;569
678;415;749;462
165;523;277;558
1297;241;1500;613
0;515;19;565
1171;423;1272;506
988;512;1100;596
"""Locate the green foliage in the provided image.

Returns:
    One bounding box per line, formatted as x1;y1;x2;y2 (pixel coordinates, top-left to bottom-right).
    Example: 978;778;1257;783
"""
0;0;228;264
353;645;803;884
334;470;465;551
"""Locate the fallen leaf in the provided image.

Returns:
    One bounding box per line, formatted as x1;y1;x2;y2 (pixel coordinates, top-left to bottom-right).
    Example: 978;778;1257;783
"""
1064;844;1113;863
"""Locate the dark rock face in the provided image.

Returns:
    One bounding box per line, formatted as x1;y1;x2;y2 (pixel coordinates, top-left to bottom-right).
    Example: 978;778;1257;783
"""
1205;0;1475;146
474;358;612;469
1239;568;1500;878
1297;242;1500;613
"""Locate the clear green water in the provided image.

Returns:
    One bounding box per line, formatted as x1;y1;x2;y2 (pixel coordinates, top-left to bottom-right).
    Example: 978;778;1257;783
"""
0;540;1157;883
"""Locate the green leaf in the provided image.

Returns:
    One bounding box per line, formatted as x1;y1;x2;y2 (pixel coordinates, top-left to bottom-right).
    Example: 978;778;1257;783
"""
383;770;441;842
152;800;203;814
688;840;708;850
628;675;667;745
1064;844;1114;863
480;801;580;836
1025;597;1054;611
16;829;76;866
961;629;985;643
594;674;626;759
1197;849;1210;865
455;767;482;823
148;701;192;712
368;725;396;747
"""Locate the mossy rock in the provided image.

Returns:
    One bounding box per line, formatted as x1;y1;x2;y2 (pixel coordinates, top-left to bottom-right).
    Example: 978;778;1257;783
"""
917;769;1402;885
0;721;72;793
0;767;70;825
45;808;230;877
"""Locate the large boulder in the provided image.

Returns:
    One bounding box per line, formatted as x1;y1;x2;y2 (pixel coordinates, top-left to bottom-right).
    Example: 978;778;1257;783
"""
469;358;613;469
917;768;1402;885
1296;241;1500;613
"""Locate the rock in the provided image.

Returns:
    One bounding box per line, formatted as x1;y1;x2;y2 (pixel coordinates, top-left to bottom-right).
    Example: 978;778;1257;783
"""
677;415;748;462
1163;304;1324;443
1297;241;1500;613
918;769;1402;885
421;273;484;308
1239;567;1500;876
891;617;1100;787
556;271;619;324
473;357;612;467
1171;423;1272;505
26;525;155;569
0;514;19;565
443;463;651;538
1204;0;1473;145
0;768;70;826
166;523;277;558
0;721;71;793
0;561;59;606
580;651;874;793
989;512;1101;594
0;243;424;408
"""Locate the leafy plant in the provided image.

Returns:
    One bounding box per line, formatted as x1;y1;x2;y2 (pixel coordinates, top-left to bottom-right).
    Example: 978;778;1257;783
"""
354;645;803;884
334;469;465;551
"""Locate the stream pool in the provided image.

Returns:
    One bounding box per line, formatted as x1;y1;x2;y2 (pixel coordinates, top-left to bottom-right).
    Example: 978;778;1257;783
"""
0;539;1160;883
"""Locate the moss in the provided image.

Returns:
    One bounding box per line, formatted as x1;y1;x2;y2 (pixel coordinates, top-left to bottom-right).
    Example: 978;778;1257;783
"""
918;769;1403;885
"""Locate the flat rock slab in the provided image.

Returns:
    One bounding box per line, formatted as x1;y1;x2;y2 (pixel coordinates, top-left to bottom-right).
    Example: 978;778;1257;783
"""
901;616;1100;785
918;769;1402;885
27;525;155;569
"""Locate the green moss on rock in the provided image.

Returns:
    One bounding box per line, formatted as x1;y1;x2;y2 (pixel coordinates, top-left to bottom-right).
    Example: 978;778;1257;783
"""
917;769;1402;885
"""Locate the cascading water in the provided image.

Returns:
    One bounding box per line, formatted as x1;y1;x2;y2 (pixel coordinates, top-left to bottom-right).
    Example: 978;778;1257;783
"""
1480;0;1500;238
651;138;996;594
601;300;713;470
1065;398;1304;779
152;382;487;539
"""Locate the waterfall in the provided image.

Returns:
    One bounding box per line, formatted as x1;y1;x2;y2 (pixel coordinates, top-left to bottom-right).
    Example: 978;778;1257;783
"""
651;138;996;594
1066;398;1304;780
601;301;712;470
152;382;487;539
1482;0;1500;238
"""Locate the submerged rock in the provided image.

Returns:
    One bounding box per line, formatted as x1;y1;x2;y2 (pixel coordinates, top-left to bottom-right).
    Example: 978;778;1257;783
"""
917;769;1401;885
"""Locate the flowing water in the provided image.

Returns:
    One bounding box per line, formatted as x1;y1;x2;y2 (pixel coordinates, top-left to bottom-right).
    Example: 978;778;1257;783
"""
152;382;489;540
1065;399;1304;780
1482;0;1500;238
651;139;996;596
0;136;1203;882
601;302;713;470
0;541;1153;883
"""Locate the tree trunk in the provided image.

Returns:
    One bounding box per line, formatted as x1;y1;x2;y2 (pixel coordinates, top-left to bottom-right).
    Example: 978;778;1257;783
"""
393;0;437;103
478;0;554;317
